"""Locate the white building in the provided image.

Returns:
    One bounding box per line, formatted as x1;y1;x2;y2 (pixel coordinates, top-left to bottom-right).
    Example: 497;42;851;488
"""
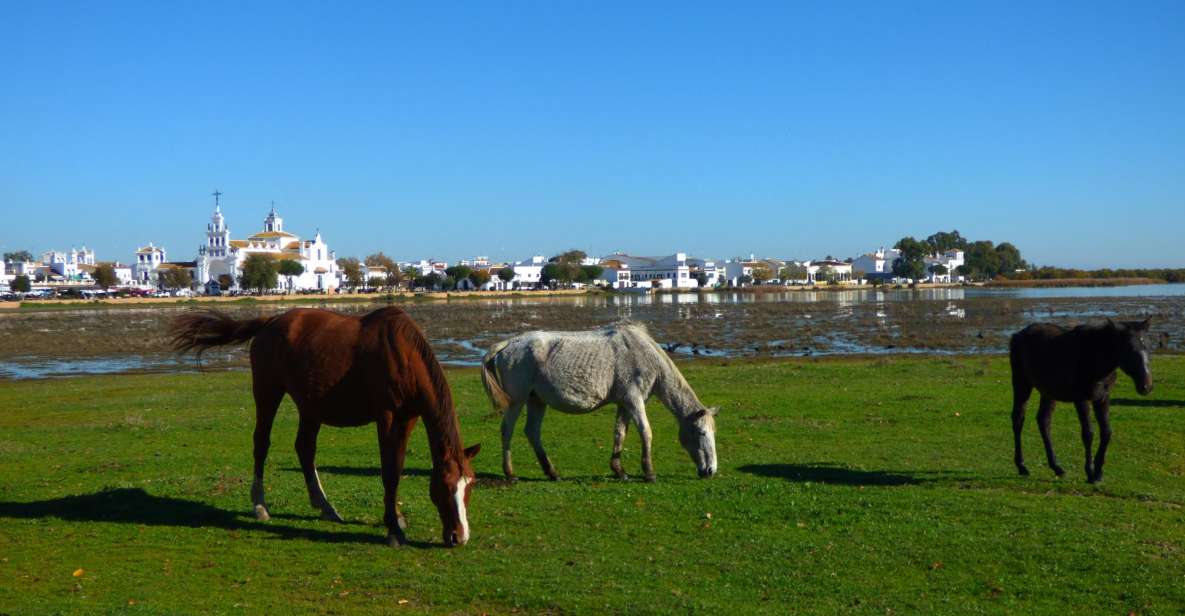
600;253;698;289
925;249;965;283
723;255;785;286
40;247;96;281
804;258;855;284
509;255;547;289
133;243;169;286
194;199;338;293
851;247;902;282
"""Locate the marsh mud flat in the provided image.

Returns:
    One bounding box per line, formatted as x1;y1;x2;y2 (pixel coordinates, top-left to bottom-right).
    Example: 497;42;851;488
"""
1;285;1182;379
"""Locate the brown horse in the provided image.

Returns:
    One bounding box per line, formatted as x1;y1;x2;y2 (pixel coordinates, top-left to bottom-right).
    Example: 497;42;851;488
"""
1010;318;1153;483
171;306;479;547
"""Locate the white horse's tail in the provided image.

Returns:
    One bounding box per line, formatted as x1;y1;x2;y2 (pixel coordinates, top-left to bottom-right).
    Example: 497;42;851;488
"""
481;339;513;411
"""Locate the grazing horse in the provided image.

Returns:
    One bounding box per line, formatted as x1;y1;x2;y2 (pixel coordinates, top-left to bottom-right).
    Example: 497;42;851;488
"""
1010;318;1153;483
171;307;480;547
480;322;718;482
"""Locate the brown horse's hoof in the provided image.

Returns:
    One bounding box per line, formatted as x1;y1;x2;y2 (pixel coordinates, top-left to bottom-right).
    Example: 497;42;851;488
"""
644;474;657;483
253;504;271;522
504;474;519;484
1052;466;1066;478
545;469;560;481
320;508;345;523
1016;465;1030;477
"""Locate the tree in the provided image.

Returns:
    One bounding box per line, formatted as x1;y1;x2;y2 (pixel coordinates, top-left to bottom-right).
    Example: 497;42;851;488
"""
924;230;968;254
278;259;304;292
498;267;515;283
365;252;397;271
545;250;588;287
444;265;472;282
994;242;1026;275
892;237;928;283
816;265;835;284
779;264;808;283
468;269;491;288
92;263;118;290
336;257;364;290
3;250;33;263
11;274;31;293
383;271;401;290
415;272;443;290
929;263;948;280
738;274;753;286
162;268;193;291
217;274;234;290
540;263;562;287
240;254;279;294
401;266;419;288
580;265;603;283
751;264;774;284
693;272;709;287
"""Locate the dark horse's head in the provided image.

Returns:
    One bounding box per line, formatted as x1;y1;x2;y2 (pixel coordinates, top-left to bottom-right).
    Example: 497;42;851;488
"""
429;443;481;547
1107;317;1153;395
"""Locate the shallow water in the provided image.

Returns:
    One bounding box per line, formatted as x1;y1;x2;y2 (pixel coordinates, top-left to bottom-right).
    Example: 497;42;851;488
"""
1;285;1182;379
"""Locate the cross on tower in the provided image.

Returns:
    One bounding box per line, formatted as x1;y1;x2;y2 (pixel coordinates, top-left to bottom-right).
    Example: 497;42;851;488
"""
211;189;223;208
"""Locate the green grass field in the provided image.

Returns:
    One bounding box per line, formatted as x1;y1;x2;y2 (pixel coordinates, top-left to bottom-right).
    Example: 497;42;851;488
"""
1;356;1182;614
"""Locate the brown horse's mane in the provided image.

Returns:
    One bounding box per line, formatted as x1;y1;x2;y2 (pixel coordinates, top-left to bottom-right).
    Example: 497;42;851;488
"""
371;308;464;457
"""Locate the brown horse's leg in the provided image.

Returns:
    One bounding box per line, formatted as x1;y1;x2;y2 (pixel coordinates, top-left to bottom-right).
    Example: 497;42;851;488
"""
1074;400;1095;482
1090;398;1112;483
1010;370;1032;476
378;414;417;547
500;402;523;481
610;406;631;480
524;395;559;480
295;417;343;522
1036;396;1065;477
250;383;283;521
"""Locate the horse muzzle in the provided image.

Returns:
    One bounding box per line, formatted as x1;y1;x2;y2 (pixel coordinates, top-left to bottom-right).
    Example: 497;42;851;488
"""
1138;380;1154;396
698;467;717;478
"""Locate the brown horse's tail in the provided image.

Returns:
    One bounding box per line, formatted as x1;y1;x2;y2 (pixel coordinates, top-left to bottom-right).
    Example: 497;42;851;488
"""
170;309;272;356
480;340;512;412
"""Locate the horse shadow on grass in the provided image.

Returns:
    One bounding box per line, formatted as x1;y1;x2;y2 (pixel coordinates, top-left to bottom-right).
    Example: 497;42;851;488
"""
285;465;548;484
0;488;436;548
738;463;966;486
1111;398;1185;409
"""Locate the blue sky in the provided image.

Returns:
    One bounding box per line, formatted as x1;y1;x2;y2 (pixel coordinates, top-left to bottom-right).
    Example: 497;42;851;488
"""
2;1;1182;268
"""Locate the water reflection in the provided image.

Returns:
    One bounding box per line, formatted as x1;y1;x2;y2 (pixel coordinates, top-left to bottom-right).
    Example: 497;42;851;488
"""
1;285;1181;379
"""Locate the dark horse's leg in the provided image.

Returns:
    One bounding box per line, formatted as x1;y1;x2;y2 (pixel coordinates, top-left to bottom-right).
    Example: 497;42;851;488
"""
1036;396;1065;477
377;413;417;546
1074;400;1095;482
525;394;559;480
250;382;283;521
1089;398;1112;483
1010;364;1033;476
295;416;343;522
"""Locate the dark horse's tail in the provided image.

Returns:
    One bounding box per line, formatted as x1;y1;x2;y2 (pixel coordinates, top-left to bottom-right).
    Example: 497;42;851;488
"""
170;309;273;356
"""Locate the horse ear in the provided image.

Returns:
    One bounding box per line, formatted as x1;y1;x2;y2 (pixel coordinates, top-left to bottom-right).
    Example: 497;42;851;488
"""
1105;317;1117;329
464;444;481;460
708;406;720;416
1138;317;1152;331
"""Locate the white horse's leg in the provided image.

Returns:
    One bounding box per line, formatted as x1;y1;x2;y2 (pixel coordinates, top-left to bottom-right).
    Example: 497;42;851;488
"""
501;402;524;481
610;405;631;480
525;396;559;480
629;398;656;482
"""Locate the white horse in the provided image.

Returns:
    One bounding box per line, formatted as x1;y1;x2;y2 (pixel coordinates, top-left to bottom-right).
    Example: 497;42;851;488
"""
480;322;718;482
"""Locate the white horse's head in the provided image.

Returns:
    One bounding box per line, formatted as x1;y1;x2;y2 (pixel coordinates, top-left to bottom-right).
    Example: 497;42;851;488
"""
678;407;718;477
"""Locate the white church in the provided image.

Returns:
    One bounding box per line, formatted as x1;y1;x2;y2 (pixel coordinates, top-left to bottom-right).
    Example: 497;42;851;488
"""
195;194;339;293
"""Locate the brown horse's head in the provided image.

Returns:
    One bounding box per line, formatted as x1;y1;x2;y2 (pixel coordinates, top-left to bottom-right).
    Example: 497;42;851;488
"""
430;443;480;547
1108;317;1153;395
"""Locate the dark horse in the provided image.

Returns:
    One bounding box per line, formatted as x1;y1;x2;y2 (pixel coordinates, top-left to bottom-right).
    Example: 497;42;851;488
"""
171;306;480;547
1010;318;1153;483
